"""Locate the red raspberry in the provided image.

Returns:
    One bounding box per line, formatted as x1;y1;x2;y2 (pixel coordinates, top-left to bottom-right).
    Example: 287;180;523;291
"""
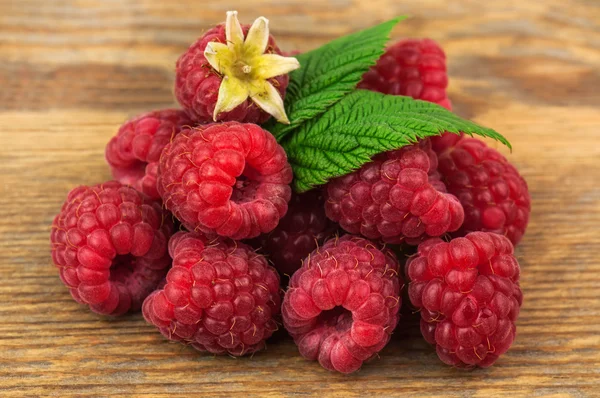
142;232;281;356
430;131;463;153
157;122;292;240
359;39;457;154
359;38;452;110
282;235;402;374
50;181;174;316
406;232;523;367
175;24;288;124
436;138;530;245
105;109;194;199
250;190;337;277
325;142;464;244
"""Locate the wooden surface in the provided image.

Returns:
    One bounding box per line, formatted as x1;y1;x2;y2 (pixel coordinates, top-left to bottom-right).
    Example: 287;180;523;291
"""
1;0;599;396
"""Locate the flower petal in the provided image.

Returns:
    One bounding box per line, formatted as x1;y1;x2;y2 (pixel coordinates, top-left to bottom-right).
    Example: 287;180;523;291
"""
213;76;250;121
254;53;300;80
250;81;290;124
244;16;269;57
204;42;231;73
225;10;244;50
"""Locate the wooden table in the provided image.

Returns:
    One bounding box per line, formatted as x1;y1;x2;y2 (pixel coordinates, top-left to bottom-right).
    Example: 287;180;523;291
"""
1;1;599;396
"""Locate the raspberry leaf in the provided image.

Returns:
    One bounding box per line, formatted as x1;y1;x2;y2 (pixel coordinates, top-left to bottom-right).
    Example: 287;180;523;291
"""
265;17;405;141
280;90;511;192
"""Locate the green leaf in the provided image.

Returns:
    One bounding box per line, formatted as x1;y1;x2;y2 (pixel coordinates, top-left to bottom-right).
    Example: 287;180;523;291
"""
265;17;405;141
281;90;511;192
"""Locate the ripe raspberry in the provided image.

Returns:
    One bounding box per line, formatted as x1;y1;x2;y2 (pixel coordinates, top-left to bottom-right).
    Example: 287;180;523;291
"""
325;142;464;244
282;235;402;374
50;181;174;316
406;232;523;367
250;190;337;277
105;109;194;199
175;12;298;124
283;50;302;57
142;232;281;356
430;131;463;154
436;138;530;245
157;122;292;240
359;38;452;110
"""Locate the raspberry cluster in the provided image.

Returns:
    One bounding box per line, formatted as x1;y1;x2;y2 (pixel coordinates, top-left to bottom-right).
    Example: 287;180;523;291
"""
50;11;530;373
50;182;173;315
143;232;281;355
406;232;523;367
359;39;452;110
282;235;402;373
157;122;292;239
435;138;531;245
175;23;288;124
325;141;464;244
249;189;337;277
106;109;194;199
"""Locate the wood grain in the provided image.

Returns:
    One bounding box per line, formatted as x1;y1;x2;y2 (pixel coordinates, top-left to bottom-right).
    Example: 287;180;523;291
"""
1;0;600;396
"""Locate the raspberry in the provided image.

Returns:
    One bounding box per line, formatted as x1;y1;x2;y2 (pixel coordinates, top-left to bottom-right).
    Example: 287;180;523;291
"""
250;190;337;277
157;122;292;240
50;181;174;316
359;38;452;110
436;138;530;245
175;12;297;124
105;109;194;199
406;232;523;367
359;39;457;155
325;141;464;244
282;235;402;374
430;131;463;154
142;232;281;356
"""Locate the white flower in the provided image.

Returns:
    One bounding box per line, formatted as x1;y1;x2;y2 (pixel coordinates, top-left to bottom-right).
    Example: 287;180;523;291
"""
204;11;300;124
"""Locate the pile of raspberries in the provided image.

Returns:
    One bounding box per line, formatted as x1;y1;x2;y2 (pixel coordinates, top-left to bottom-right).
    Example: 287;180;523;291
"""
50;17;530;374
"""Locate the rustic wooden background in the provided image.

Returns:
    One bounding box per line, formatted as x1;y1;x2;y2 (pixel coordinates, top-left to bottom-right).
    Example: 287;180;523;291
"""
1;0;599;396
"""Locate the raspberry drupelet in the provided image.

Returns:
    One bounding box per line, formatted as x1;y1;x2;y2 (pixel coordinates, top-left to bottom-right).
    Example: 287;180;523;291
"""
406;232;523;367
142;232;281;356
175;11;299;124
50;181;174;316
105;109;194;199
359;38;452;110
249;190;338;277
435;137;531;245
325;141;464;245
282;235;403;374
157;121;292;240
